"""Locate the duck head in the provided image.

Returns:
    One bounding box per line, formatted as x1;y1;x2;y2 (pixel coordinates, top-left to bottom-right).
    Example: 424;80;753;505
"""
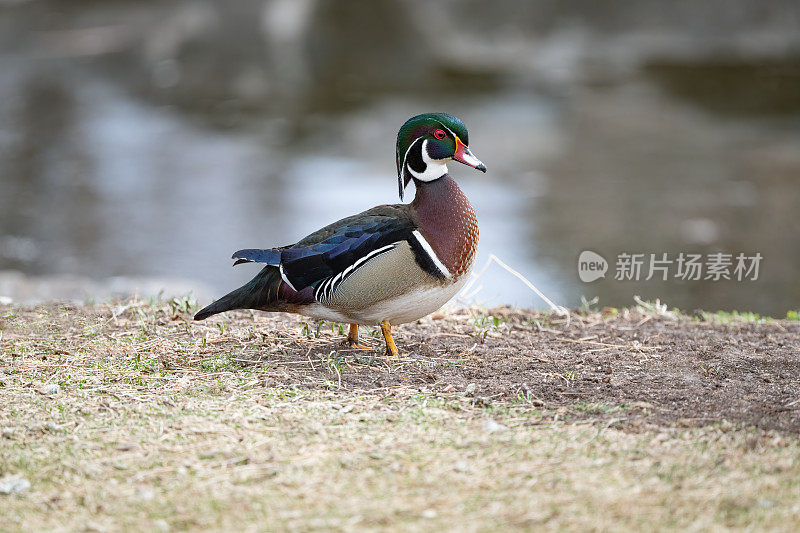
395;112;486;200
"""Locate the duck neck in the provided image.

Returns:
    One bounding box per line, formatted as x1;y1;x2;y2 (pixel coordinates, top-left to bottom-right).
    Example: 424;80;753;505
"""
410;175;478;279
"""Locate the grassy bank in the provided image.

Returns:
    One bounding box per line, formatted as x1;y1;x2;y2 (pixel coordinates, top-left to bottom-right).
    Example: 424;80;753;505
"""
1;300;799;531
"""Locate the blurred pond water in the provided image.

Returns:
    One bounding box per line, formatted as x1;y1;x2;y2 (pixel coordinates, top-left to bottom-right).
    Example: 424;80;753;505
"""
0;1;798;315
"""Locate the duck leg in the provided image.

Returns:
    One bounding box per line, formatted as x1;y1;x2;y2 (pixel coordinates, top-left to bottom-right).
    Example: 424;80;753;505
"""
346;323;367;349
379;321;399;356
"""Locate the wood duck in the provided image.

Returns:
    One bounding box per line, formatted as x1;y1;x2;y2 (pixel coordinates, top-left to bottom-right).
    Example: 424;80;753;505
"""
194;112;486;355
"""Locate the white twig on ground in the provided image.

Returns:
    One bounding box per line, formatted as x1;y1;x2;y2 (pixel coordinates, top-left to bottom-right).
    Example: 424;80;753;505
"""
633;295;678;320
460;254;571;322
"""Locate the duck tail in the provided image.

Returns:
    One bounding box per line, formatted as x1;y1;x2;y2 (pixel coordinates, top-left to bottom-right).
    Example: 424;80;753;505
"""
194;266;284;320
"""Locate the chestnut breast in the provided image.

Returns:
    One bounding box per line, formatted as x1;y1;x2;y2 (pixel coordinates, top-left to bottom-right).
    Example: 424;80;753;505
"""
410;175;479;280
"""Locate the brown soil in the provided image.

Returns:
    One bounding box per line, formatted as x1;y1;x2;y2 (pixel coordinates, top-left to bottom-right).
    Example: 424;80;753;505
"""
2;302;799;432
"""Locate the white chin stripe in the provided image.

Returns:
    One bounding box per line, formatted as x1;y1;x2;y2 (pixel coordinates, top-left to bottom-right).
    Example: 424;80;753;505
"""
408;139;448;182
411;230;451;279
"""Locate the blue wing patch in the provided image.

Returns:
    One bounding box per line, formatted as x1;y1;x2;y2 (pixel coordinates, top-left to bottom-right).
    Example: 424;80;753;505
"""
231;248;281;266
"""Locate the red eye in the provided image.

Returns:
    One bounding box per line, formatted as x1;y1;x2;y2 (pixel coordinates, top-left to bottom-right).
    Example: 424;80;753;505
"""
433;129;446;140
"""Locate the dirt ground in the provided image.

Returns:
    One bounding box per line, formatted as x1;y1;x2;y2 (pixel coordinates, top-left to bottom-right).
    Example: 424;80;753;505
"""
3;300;799;433
2;300;800;531
216;306;800;434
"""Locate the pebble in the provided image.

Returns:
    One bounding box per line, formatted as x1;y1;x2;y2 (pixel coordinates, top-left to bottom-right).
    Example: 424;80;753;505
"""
483;418;508;433
136;487;155;501
39;383;61;395
0;475;30;495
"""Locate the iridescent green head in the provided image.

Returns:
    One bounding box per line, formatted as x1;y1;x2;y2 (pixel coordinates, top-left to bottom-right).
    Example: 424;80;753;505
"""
395;112;486;200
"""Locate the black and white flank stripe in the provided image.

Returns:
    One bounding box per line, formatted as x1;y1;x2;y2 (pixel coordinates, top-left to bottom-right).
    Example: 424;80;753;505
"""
314;243;398;302
408;230;451;281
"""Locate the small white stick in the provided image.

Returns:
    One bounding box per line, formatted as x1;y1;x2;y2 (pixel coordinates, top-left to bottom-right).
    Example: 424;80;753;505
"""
459;254;571;320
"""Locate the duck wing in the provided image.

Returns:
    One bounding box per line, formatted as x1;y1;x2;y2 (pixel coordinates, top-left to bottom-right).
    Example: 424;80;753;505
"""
231;204;416;293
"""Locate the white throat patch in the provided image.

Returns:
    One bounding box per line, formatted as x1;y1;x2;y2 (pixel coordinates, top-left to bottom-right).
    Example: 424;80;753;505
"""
407;139;448;182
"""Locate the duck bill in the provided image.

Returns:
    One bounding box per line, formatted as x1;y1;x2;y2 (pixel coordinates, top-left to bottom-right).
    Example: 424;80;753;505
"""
453;137;487;172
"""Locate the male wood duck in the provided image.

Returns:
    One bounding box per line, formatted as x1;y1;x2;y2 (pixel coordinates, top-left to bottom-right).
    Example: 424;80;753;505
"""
194;112;486;356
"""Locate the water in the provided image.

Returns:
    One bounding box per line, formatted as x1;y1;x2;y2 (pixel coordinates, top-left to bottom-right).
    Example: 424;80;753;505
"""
0;1;798;315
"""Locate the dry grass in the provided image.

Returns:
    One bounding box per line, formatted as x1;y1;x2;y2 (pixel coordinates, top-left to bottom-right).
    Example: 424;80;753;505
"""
1;299;799;531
